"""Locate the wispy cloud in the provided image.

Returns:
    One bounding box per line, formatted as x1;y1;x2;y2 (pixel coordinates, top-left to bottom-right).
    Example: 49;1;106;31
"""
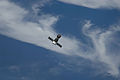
0;0;79;55
32;0;51;15
59;0;120;9
0;0;120;77
82;21;120;76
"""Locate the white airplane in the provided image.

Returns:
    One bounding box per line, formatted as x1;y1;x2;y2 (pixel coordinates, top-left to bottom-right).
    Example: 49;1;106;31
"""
48;34;62;48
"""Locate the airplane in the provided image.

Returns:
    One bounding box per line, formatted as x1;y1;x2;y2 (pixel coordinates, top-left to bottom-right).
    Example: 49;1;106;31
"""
48;34;62;48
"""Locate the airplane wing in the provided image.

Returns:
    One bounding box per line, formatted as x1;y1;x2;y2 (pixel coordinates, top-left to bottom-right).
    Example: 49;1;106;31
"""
48;37;53;41
56;43;62;48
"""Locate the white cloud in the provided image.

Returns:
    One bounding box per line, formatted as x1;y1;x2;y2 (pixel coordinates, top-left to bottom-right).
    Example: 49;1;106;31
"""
0;0;79;55
82;20;120;76
32;0;51;15
0;0;120;77
59;0;120;9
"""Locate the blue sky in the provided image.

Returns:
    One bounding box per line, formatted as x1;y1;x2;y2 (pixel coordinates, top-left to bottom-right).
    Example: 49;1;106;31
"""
0;0;120;80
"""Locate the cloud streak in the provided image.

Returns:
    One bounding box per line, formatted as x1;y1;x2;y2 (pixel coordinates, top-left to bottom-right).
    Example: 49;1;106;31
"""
0;0;80;55
82;21;120;76
0;0;120;77
59;0;120;9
